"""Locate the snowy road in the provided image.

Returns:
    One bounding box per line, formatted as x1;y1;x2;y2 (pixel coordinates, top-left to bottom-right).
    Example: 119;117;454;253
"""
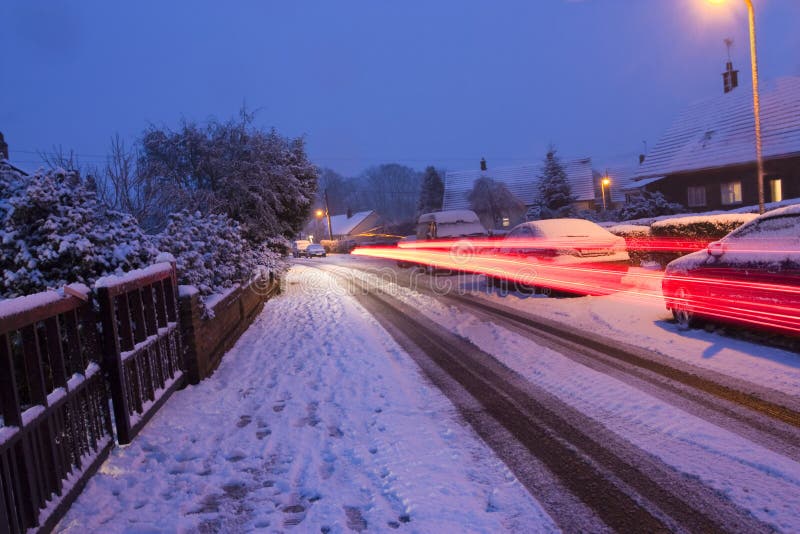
58;266;552;533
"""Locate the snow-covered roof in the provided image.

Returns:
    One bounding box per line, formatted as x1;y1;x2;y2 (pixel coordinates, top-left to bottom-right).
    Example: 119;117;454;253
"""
636;76;800;180
442;158;595;210
329;210;376;236
0;159;29;176
623;175;665;191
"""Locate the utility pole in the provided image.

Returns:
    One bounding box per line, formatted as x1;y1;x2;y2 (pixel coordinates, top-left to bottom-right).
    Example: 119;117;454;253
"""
324;189;333;239
744;0;765;214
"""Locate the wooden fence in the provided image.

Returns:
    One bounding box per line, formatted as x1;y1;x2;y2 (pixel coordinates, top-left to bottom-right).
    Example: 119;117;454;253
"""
96;264;183;445
0;285;114;534
0;262;184;533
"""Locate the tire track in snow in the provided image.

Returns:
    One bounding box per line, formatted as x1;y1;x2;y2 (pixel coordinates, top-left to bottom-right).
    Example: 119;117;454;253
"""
58;266;552;533
316;263;789;533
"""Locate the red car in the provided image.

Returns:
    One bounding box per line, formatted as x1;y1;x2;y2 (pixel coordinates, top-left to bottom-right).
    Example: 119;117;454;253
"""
662;205;800;336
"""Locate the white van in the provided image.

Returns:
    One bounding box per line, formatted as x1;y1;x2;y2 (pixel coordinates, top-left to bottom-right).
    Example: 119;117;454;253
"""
415;210;488;241
399;210;488;273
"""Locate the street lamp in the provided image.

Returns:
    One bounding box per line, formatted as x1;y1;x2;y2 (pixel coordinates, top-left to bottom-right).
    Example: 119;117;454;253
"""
601;176;611;211
708;0;765;213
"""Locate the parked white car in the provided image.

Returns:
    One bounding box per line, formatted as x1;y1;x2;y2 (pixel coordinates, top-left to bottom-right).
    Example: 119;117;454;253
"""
302;243;327;258
488;218;629;295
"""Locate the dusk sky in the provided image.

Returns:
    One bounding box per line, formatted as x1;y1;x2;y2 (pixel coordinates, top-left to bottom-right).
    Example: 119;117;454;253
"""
3;0;799;176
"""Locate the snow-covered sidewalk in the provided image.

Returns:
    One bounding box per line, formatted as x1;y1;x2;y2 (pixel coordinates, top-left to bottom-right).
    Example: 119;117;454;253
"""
58;266;552;533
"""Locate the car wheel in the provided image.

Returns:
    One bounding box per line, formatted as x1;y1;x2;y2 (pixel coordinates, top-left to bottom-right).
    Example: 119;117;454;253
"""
672;286;698;330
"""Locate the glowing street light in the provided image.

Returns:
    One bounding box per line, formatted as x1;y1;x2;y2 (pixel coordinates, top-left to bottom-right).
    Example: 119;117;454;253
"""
707;0;765;213
315;209;324;218
601;176;611;211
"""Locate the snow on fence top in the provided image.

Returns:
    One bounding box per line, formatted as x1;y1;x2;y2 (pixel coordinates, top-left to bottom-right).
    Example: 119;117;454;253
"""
94;262;173;291
0;283;89;327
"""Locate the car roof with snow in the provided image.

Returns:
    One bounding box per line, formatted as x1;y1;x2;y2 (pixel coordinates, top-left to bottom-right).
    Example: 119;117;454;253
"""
759;203;800;220
514;218;616;239
417;210;481;224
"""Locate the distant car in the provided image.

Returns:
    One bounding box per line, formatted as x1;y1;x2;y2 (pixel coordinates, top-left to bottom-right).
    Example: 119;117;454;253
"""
292;240;311;258
303;243;327;258
487;218;629;295
662;205;800;335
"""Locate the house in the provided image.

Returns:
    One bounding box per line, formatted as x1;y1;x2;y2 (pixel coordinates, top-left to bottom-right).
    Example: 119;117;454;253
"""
442;157;597;220
626;76;800;210
592;166;632;210
306;209;382;243
0;132;29;176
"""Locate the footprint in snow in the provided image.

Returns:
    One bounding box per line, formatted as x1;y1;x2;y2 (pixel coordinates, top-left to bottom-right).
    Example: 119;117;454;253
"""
237;415;252;428
344;506;367;532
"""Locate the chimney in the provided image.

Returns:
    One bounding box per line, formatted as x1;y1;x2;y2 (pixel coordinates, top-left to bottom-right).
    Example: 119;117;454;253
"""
0;132;8;160
346;207;353;219
722;38;739;94
480;157;487;171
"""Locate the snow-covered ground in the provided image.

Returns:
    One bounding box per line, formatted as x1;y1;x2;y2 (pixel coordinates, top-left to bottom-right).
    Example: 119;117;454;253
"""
58;266;553;533
333;255;800;398
473;266;800;398
58;259;800;532
326;260;800;531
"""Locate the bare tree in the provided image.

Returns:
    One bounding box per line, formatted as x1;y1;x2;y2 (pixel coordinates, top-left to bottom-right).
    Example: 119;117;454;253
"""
95;134;159;229
38;145;83;172
468;176;525;230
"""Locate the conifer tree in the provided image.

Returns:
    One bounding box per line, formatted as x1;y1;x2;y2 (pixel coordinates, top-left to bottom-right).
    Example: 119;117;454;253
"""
537;146;575;219
417;166;444;214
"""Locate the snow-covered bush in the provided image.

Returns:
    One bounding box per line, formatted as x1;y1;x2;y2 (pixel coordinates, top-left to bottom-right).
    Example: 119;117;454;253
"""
156;210;281;297
648;213;758;266
614;190;683;222
0;163;157;299
608;224;651;266
650;213;758;240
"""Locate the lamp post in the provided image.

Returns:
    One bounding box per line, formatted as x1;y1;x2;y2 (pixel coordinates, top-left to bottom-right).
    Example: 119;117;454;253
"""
601;176;611;211
314;209;324;242
708;0;764;213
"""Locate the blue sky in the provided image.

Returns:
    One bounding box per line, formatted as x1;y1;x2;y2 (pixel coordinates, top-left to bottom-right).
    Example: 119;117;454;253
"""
2;0;799;175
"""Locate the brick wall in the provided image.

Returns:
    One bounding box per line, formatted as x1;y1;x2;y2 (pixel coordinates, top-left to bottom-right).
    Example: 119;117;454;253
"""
180;276;280;384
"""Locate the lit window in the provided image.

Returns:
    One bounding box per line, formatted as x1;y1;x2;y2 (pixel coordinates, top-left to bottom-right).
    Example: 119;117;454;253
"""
720;181;742;205
687;186;706;207
502;217;510;227
770;179;783;202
